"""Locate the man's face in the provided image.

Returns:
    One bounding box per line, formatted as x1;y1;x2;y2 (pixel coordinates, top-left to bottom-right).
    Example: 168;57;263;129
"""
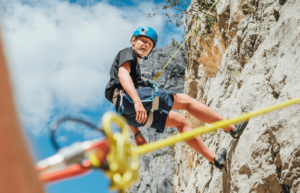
131;36;154;57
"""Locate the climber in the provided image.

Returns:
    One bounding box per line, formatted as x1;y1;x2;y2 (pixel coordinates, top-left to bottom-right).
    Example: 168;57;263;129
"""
104;26;249;170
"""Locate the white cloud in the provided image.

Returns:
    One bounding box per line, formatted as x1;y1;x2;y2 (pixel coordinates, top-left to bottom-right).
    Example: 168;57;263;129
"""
0;0;173;135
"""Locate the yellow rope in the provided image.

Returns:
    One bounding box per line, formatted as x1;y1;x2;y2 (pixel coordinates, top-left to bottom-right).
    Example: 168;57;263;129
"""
101;96;300;192
137;97;300;155
152;0;219;83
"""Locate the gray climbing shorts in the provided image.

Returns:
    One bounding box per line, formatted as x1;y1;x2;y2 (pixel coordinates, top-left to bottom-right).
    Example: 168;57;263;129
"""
115;86;176;133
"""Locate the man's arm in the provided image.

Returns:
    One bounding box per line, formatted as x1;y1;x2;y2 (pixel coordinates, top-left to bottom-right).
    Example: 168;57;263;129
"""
118;61;141;104
118;61;147;124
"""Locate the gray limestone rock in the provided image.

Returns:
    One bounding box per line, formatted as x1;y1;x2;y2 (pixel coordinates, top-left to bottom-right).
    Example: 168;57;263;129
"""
176;0;300;192
140;45;186;93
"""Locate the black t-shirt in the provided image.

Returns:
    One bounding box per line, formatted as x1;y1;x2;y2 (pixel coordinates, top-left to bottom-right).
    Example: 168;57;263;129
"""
105;47;147;102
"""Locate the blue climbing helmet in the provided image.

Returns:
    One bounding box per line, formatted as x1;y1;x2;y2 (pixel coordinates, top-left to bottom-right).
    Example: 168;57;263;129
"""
131;26;158;48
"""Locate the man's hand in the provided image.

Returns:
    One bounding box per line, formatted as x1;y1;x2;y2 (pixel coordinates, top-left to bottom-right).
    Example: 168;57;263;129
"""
118;62;148;124
135;135;147;146
134;102;147;124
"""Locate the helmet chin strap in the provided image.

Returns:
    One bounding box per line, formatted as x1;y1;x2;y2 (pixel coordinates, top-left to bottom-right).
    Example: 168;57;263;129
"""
143;50;153;60
137;52;150;60
137;54;144;59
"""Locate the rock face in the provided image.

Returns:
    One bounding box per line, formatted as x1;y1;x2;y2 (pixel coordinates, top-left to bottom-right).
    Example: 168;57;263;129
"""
127;45;186;193
176;0;300;192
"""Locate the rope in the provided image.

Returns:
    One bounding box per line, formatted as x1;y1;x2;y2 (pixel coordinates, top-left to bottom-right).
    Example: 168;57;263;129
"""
137;97;300;155
152;0;219;83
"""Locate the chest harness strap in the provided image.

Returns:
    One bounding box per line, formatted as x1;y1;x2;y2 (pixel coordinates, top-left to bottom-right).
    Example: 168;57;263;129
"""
112;80;159;127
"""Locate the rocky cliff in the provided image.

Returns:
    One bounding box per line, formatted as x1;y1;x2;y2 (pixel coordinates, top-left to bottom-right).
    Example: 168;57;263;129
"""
127;45;186;193
175;0;300;192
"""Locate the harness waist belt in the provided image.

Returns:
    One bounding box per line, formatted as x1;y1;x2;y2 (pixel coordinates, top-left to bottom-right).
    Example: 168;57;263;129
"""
112;88;159;127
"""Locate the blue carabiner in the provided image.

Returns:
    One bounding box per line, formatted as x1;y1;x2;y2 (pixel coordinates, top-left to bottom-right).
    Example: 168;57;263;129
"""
124;80;159;103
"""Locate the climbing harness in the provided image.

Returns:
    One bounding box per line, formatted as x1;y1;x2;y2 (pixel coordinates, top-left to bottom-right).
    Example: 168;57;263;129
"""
113;80;160;127
152;0;220;83
124;80;159;104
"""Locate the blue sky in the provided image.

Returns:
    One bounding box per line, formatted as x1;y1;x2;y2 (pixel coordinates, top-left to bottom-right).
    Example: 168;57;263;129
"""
1;0;186;192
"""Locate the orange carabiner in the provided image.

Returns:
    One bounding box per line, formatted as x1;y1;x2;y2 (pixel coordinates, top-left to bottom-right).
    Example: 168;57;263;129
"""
37;140;110;183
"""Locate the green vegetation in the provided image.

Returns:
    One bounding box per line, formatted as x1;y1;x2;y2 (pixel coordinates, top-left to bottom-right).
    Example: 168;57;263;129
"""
148;0;191;27
149;0;217;33
171;38;180;47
